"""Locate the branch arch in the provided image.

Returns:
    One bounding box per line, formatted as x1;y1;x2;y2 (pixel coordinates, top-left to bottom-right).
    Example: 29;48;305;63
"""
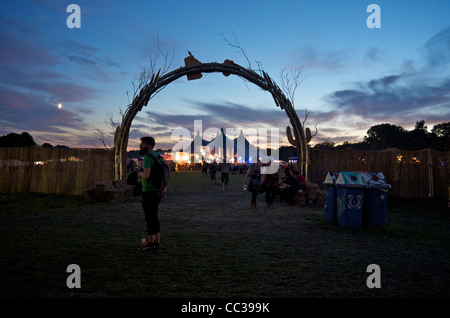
114;60;307;181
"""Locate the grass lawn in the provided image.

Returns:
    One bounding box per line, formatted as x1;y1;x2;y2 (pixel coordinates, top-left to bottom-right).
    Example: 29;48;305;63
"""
1;171;449;300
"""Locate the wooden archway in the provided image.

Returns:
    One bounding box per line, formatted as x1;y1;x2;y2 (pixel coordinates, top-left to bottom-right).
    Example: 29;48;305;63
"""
114;57;309;181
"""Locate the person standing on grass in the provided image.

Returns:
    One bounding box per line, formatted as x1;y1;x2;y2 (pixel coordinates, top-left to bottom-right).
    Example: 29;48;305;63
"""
209;160;218;185
220;158;231;190
244;160;261;210
262;165;280;206
201;162;208;178
138;136;167;251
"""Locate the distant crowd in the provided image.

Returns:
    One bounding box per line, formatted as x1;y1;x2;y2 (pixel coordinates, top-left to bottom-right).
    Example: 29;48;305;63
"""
125;159;306;209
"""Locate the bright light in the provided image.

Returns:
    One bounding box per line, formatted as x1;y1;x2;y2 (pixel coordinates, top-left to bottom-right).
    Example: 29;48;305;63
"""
58;103;63;109
175;152;189;163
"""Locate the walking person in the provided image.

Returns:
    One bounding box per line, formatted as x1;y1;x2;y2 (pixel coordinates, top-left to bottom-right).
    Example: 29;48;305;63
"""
201;162;208;178
220;158;231;190
138;136;167;251
209;160;218;185
244;160;261;210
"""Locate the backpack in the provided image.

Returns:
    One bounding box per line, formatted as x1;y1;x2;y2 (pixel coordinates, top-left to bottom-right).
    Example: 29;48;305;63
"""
148;153;170;189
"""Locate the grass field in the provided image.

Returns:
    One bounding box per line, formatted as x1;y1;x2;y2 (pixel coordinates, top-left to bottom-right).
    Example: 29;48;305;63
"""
1;171;449;299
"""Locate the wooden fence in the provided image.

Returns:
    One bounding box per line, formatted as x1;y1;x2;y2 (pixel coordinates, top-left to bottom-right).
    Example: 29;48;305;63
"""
309;148;450;199
1;146;448;199
0;147;114;196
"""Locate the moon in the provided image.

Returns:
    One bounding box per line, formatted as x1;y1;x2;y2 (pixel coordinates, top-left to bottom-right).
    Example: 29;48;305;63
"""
58;103;63;109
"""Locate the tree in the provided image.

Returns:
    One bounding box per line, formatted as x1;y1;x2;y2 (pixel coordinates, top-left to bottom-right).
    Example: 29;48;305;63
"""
406;120;431;150
363;123;408;150
0;132;36;147
431;122;450;151
432;122;450;137
313;141;335;150
414;120;427;131
311;121;449;151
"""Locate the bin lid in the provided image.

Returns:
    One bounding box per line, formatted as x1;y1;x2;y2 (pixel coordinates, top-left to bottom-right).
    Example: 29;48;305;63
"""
323;171;340;184
363;172;391;189
336;171;368;186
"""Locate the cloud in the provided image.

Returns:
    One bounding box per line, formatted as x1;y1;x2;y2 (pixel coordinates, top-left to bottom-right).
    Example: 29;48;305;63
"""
139;100;289;131
62;40;121;69
364;46;384;62
128;100;293;149
67;55;97;66
287;46;353;73
329;75;449;118
368;74;402;90
0;85;91;134
323;27;450;133
0;16;121;145
421;27;450;69
191;100;288;126
0;18;59;67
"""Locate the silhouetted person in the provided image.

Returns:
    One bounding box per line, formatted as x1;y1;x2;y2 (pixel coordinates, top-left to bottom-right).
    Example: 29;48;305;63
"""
280;168;301;205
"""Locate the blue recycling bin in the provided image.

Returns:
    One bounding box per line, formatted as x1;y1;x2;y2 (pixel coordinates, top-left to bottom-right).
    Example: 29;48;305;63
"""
336;172;367;228
323;172;339;224
336;184;365;227
363;187;388;226
362;173;391;227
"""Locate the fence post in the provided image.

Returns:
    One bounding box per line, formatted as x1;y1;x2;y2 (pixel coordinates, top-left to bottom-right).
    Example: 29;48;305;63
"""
427;149;434;197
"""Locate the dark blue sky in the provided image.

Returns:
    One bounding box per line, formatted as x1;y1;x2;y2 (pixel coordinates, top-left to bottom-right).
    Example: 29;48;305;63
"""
1;0;449;149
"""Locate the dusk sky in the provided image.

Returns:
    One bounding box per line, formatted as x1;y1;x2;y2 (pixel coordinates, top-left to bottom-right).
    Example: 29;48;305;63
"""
1;0;449;150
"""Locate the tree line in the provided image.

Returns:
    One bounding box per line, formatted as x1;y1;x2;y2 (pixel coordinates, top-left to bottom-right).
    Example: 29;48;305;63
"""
313;121;450;151
0;132;68;148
